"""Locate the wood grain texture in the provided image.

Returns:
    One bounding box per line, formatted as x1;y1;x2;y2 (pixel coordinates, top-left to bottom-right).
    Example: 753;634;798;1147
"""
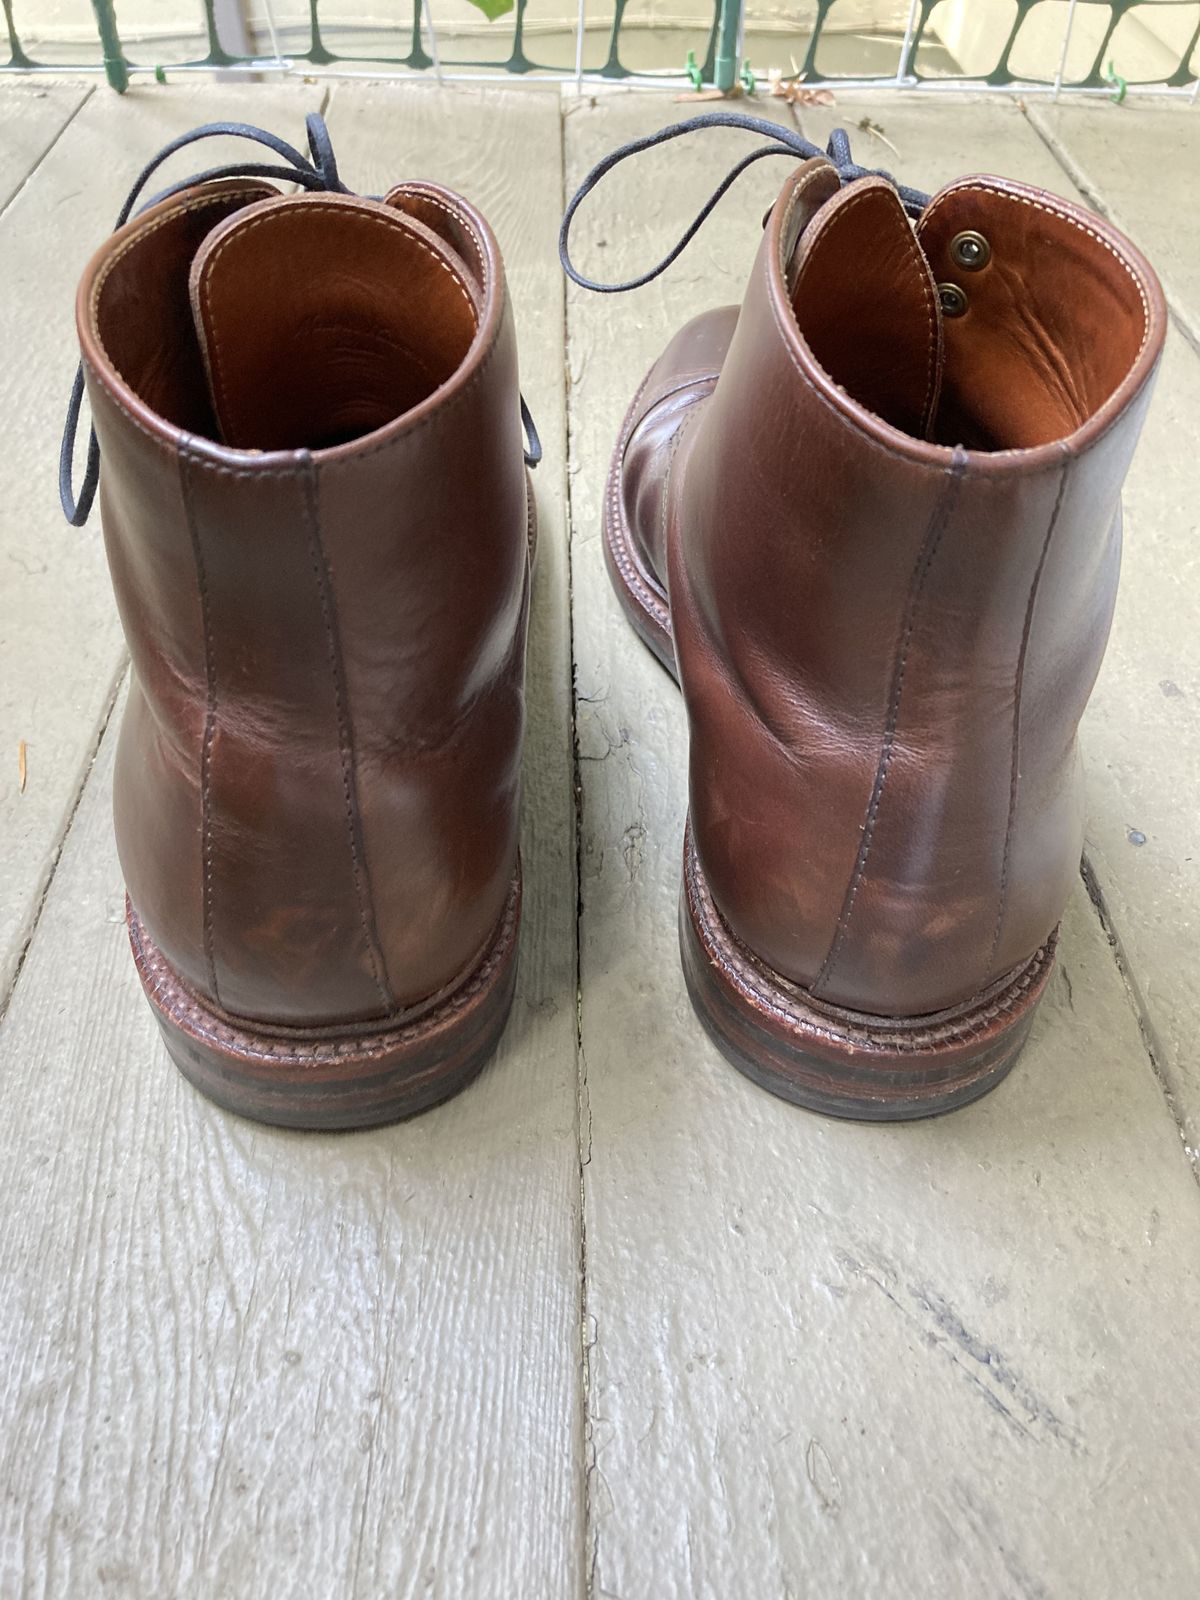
565;91;1200;1600
1022;100;1200;1154
0;83;581;1600
0;80;322;1010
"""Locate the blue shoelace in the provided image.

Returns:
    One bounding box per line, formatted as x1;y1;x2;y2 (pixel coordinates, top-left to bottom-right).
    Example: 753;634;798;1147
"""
559;111;930;295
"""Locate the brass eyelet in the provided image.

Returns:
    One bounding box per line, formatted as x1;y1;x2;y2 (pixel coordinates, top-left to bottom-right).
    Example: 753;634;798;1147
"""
949;229;991;271
937;282;968;318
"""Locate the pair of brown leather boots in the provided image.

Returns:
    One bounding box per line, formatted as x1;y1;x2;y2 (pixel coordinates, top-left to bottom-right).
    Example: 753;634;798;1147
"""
64;113;1165;1129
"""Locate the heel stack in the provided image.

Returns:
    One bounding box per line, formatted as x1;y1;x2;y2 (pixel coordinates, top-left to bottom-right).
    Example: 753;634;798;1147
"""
679;826;1055;1121
129;873;521;1130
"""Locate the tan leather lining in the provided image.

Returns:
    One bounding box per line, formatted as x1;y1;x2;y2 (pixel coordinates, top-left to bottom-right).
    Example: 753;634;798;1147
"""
90;180;278;439
189;193;480;451
780;169;1156;454
917;182;1149;450
789;176;943;442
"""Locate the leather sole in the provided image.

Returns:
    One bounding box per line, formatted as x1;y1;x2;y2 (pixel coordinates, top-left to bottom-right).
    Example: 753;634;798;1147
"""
603;395;1055;1120
128;873;521;1130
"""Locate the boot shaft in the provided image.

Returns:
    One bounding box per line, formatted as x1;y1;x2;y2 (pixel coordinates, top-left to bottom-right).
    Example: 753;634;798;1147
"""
79;178;530;1026
671;159;1165;1015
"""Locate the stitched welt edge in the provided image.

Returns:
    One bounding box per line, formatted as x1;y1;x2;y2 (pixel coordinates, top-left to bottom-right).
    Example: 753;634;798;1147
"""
131;876;519;1064
687;827;1055;1053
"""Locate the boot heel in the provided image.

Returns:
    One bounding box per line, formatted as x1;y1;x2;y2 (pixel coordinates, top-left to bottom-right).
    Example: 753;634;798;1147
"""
679;826;1055;1122
129;874;521;1131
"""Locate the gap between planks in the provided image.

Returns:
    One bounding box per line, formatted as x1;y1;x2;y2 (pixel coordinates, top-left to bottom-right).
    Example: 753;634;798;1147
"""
0;81;94;221
0;659;126;1027
1014;97;1200;1188
1080;851;1200;1184
556;85;601;1600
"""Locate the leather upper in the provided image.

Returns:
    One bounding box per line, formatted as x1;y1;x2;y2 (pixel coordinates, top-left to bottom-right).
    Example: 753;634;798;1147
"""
623;158;1166;1016
78;177;531;1026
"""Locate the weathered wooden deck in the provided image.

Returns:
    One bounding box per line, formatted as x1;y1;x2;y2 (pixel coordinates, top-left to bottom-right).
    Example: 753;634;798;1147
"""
1;77;1198;1599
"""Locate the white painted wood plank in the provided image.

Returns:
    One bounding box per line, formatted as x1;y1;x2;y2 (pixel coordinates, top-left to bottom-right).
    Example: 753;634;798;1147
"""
1018;99;1200;1153
0;84;581;1599
1075;327;1200;1152
565;91;1200;1599
0;79;89;214
0;80;322;1010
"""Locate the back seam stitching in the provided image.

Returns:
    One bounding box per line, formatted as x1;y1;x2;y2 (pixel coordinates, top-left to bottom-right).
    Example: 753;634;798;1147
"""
989;444;1073;971
813;448;968;997
178;441;222;1007
299;454;395;1014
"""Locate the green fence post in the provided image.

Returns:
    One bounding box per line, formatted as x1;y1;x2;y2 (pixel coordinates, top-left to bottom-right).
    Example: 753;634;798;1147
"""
713;0;741;91
89;0;129;91
2;0;32;68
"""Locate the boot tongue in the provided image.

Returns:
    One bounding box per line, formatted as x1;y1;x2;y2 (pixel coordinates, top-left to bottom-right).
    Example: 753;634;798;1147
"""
785;175;943;440
188;192;482;451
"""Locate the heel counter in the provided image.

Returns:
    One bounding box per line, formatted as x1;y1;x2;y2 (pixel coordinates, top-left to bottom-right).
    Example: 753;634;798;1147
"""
113;676;210;999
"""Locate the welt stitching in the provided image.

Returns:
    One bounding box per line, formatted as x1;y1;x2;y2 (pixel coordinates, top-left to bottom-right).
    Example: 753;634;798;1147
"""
687;831;1056;1050
606;366;669;624
988;445;1072;971
178;442;222;1008
200;201;475;441
658;407;690;565
298;454;395;1013
813;449;968;997
791;184;940;433
131;880;519;1063
616;367;656;465
606;369;720;628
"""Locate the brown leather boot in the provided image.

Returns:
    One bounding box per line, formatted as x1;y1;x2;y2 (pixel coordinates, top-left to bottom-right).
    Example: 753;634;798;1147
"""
565;114;1166;1120
63;116;537;1129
